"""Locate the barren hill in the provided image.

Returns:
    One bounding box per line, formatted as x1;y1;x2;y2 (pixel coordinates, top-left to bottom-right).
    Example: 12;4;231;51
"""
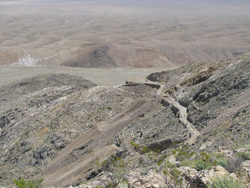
0;0;249;67
62;43;174;68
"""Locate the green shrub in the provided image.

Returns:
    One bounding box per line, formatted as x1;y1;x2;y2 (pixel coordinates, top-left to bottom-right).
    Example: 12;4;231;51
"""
162;161;184;187
243;144;250;151
194;152;215;171
212;152;224;159
194;159;212;171
238;152;250;161
181;160;193;167
176;149;194;162
141;146;151;154
129;141;140;150
208;176;245;188
101;156;127;187
13;178;43;188
216;158;228;168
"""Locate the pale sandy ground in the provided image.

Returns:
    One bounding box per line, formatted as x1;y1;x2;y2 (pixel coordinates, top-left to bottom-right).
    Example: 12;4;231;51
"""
0;66;170;87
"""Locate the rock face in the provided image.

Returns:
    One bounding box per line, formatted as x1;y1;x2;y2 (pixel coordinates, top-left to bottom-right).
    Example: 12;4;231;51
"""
1;54;250;187
148;54;250;150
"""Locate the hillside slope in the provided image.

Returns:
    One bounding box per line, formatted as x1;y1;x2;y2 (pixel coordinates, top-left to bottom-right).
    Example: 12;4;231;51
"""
1;54;250;187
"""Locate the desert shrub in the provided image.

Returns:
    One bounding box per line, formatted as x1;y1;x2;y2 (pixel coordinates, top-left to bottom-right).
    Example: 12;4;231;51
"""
101;156;127;187
160;160;205;188
208;176;245;188
243;144;250;151
141;146;151;154
216;158;228;168
212;152;224;159
194;159;212;171
162;161;184;188
238;152;250;161
142;150;160;166
13;178;43;188
181;160;193;167
129;141;140;150
157;154;167;166
224;157;242;173
194;152;214;171
175;148;194;162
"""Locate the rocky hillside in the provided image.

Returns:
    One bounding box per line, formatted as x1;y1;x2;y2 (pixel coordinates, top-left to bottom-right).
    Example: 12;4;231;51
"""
147;53;250;150
1;54;250;188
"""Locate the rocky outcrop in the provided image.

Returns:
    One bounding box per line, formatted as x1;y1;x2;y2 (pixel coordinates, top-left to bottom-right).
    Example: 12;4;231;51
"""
127;170;166;188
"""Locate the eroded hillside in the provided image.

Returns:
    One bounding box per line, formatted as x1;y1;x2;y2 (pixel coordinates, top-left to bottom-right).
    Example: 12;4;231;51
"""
1;54;250;188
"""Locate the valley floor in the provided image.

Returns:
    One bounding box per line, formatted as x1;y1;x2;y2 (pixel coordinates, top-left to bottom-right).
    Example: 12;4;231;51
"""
0;66;169;87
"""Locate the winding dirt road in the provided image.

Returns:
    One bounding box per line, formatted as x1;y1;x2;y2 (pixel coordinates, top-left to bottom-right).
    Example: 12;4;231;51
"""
155;84;200;145
165;97;200;145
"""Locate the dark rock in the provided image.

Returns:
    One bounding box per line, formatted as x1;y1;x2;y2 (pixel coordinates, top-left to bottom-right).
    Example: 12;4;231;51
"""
139;113;145;117
196;87;221;103
33;146;55;165
161;99;170;107
0;116;9;128
145;137;186;152
178;96;190;107
171;105;179;116
237;129;242;132
86;170;99;180
48;133;70;149
21;146;32;154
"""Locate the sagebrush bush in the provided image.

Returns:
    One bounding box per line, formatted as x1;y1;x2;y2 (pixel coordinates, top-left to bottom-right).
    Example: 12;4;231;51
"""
208;176;245;188
216;158;228;168
238;152;250;161
224;157;242;173
13;178;43;188
243;144;250;151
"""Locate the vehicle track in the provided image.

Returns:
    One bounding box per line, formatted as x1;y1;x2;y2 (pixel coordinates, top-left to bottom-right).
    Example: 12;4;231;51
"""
154;83;200;145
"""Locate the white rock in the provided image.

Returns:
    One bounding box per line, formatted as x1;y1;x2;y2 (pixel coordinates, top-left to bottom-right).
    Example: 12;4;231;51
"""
167;155;176;164
229;173;237;180
134;182;141;187
145;183;153;188
153;183;160;188
214;166;229;176
242;160;250;172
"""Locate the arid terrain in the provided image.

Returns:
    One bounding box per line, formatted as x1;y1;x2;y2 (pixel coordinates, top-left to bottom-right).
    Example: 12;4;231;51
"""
0;0;250;69
1;0;250;188
1;52;250;188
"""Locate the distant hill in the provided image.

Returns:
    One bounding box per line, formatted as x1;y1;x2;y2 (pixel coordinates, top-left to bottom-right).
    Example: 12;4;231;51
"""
62;43;177;68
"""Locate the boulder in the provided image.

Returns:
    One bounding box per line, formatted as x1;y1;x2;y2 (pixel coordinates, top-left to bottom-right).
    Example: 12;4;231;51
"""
201;166;229;186
128;170;165;188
